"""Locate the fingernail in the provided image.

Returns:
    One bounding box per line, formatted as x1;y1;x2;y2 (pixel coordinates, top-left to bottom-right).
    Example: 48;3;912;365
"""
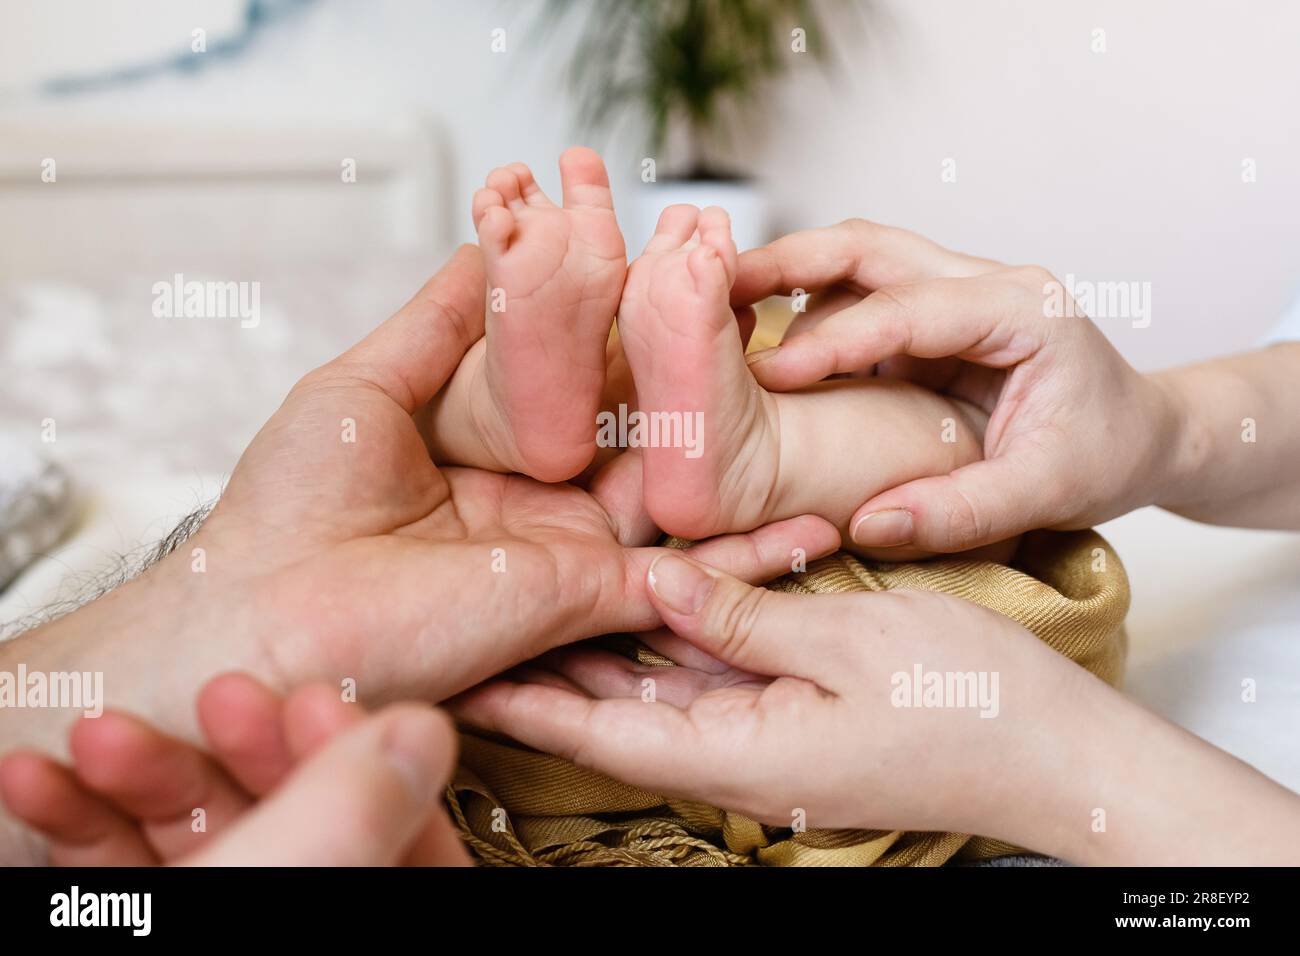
382;710;443;804
745;346;780;366
647;554;716;615
850;509;914;548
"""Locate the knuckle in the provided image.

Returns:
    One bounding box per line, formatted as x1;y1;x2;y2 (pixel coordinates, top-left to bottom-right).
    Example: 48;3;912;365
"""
837;216;884;244
1010;264;1059;297
708;584;770;663
864;286;916;349
939;484;990;551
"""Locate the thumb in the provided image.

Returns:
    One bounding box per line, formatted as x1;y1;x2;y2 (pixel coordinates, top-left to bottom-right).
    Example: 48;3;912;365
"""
181;706;459;867
848;455;1060;554
645;553;851;685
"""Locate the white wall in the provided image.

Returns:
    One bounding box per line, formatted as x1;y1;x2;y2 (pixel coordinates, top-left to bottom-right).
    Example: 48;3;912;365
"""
3;0;1298;370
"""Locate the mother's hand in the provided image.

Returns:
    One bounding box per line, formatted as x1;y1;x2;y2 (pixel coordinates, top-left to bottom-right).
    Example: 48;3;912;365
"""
453;551;1093;850
453;552;1300;865
731;220;1178;554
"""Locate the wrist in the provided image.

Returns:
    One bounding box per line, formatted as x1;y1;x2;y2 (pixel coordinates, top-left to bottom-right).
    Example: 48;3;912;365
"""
1002;667;1300;865
1145;368;1212;514
2;535;266;750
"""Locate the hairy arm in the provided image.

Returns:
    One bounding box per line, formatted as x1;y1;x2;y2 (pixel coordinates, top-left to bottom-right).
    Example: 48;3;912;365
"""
0;514;272;865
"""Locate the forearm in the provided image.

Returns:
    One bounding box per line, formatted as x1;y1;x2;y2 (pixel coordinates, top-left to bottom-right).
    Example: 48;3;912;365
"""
0;550;271;864
1011;670;1300;865
1151;342;1300;529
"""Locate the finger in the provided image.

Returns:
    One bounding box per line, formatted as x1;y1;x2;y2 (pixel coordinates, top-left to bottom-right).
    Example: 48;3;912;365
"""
196;673;293;796
503;663;594;696
849;452;1063;553
250;684;468;868
746;271;1049;392
69;711;252;855
181;706;460;867
679;513;841;581
526;647;648;699
450;680;718;794
323;244;488;413
272;682;473;869
533;645;757;708
783;284;863;341
730;218;1000;308
640;625;733;674
401;803;473;867
282;684;367;761
0;751;158;866
644;553;858;683
734;306;758;350
593;514;841;635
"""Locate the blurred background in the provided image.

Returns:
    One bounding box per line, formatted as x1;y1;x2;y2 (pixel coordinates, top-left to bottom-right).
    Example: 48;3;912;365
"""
2;1;1299;788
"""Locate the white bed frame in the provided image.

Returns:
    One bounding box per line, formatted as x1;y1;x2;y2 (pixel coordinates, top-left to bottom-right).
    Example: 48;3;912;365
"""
0;115;454;282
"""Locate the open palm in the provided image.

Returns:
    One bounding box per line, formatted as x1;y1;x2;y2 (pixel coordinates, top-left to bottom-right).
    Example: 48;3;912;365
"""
195;245;838;706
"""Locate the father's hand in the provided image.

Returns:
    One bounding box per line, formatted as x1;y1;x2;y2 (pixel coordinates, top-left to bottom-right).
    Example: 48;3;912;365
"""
200;243;835;703
0;245;837;810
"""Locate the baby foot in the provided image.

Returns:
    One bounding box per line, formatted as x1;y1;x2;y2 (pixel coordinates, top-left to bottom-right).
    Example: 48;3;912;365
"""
617;205;781;538
472;148;627;482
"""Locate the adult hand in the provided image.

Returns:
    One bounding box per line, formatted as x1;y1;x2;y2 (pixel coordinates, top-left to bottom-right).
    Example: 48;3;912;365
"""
1;245;837;863
199;243;833;701
2;673;470;866
454;553;1300;865
731;219;1180;553
183;700;463;866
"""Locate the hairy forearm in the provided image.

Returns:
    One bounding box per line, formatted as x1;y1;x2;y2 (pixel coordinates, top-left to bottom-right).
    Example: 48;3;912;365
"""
1151;342;1300;529
0;546;270;864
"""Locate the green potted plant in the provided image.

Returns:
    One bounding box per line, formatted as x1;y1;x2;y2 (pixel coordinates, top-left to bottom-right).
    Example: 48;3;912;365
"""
543;0;852;250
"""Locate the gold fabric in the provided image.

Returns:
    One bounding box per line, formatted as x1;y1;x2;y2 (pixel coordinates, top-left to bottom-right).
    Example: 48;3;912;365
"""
447;528;1130;866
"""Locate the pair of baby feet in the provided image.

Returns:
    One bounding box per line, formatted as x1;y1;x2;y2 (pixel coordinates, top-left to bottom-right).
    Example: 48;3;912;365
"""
457;146;779;539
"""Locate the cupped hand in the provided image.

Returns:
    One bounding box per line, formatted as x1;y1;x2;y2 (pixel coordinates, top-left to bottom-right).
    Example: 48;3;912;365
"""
731;219;1177;554
1;673;471;866
187;244;839;706
451;551;1103;849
